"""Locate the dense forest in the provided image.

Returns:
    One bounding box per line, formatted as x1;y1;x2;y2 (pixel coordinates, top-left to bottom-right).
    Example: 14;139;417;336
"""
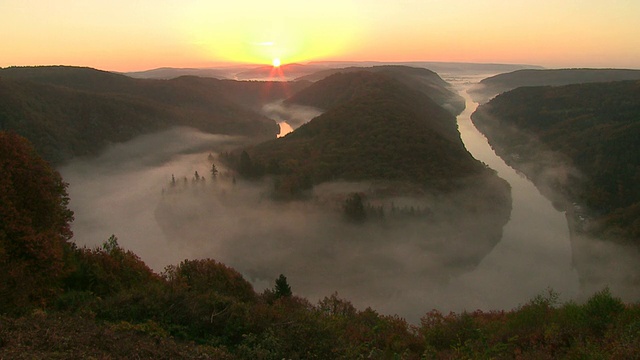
469;68;640;104
0;66;308;164
2;131;639;358
472;80;640;245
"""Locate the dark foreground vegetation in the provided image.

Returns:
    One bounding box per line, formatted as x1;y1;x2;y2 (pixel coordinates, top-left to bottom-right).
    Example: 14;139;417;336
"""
2;132;640;358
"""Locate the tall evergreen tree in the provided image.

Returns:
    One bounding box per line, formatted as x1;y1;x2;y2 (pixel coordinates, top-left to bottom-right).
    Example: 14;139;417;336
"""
343;192;367;223
239;150;253;178
274;274;292;298
211;163;219;179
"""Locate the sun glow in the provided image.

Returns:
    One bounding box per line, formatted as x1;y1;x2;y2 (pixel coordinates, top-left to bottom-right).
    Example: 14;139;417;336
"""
272;58;281;67
179;1;364;66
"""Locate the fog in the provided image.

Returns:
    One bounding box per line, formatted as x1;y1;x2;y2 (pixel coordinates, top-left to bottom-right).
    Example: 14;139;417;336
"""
261;101;323;137
60;128;509;322
59;128;248;268
59;74;640;323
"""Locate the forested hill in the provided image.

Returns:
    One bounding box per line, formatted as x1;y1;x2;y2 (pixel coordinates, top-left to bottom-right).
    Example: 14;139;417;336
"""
293;65;465;115
0;66;286;164
469;68;640;104
233;71;487;193
472;80;640;244
0;66;310;107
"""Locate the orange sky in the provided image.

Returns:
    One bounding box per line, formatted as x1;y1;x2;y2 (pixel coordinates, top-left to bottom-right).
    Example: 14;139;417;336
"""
1;0;639;71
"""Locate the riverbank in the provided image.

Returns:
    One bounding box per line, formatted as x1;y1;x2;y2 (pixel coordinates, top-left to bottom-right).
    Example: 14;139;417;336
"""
468;81;640;302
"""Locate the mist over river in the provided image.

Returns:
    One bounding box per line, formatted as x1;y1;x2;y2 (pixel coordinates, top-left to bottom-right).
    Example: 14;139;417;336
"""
60;72;634;322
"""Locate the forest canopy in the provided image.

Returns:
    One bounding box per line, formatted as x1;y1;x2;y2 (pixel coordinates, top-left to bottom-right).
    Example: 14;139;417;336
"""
473;80;640;244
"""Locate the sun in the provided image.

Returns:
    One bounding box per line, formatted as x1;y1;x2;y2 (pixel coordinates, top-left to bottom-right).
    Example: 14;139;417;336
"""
272;58;281;67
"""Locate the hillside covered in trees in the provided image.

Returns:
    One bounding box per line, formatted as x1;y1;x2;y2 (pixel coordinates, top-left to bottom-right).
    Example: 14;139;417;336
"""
472;80;640;246
2;131;640;359
228;71;488;194
469;68;640;104
0;66;302;164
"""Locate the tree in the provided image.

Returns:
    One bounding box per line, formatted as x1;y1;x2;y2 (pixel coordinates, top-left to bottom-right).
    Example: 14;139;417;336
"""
239;150;253;178
64;234;158;297
343;192;367;223
0;131;74;313
274;274;292;298
211;163;219;179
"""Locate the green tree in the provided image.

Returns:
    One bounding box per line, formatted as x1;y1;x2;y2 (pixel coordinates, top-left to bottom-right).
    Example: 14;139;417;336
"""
274;274;292;298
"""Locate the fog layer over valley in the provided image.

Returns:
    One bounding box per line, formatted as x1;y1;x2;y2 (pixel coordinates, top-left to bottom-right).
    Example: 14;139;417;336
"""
61;123;510;321
59;128;248;267
58;70;638;322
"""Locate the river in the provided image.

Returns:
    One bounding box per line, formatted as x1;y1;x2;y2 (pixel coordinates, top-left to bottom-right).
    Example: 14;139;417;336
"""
441;76;580;308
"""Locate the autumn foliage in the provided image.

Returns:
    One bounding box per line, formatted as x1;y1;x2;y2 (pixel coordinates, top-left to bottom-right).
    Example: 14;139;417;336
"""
0;131;74;313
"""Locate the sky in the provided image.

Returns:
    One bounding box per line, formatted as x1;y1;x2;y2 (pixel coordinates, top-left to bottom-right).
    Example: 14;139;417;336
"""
1;0;639;71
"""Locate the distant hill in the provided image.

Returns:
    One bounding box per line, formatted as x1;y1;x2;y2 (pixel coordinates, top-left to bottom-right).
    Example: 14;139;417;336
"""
472;80;640;244
124;67;229;80
469;68;640;104
213;78;311;111
234;63;329;81
294;65;465;114
0;66;282;164
307;61;542;75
